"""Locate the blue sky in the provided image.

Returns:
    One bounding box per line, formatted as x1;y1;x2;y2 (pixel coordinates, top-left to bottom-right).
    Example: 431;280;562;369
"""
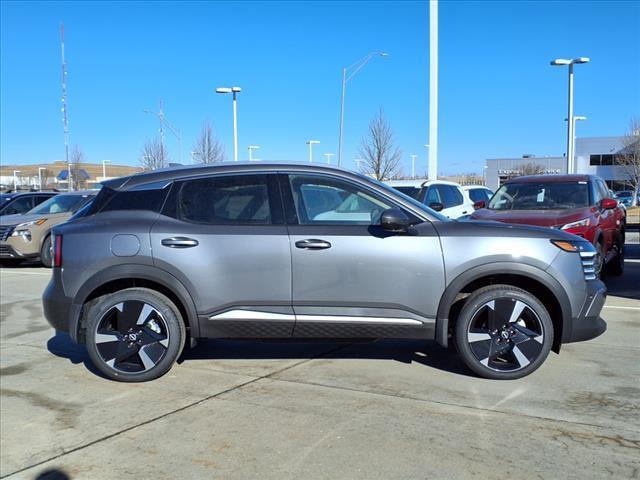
1;0;639;175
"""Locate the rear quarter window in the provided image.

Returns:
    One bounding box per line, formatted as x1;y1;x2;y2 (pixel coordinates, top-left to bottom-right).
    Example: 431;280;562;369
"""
89;187;167;214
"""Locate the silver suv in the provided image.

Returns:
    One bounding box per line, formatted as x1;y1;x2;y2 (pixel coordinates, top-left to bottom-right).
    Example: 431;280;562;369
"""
43;163;607;382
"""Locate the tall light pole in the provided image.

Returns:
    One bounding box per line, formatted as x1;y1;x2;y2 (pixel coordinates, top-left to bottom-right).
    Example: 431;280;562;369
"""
216;86;242;161
424;144;430;178
102;159;111;180
428;0;438;181
306;140;320;162
13;170;21;191
338;51;388;166
551;57;590;174
248;145;260;161
38;167;46;191
324;153;335;165
354;158;364;172
564;116;587;173
410;154;418;178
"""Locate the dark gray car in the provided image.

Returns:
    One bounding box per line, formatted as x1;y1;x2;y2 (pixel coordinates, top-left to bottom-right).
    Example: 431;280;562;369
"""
43;163;606;382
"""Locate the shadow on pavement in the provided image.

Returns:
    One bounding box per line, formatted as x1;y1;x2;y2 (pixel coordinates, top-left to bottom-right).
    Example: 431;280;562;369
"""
604;243;640;300
35;468;71;480
46;331;108;379
183;338;475;378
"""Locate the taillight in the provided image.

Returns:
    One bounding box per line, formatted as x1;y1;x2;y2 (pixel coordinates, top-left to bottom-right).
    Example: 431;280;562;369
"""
53;234;63;267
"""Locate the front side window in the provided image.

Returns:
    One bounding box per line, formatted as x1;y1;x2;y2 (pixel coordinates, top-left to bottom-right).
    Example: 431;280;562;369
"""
178;174;274;225
488;182;590;210
1;196;33;215
437;185;463;208
288;174;393;225
468;188;491;203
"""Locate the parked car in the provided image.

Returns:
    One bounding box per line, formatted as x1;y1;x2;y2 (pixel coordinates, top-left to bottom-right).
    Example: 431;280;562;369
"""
614;190;635;208
471;174;625;277
385;179;422;200
44;163;606;382
0;190;96;266
0;191;58;216
463;185;493;205
386;180;474;218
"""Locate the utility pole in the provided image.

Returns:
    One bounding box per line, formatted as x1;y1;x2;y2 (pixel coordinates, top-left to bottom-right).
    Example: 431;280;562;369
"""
144;100;182;166
410;154;418;178
60;23;71;191
428;0;438;181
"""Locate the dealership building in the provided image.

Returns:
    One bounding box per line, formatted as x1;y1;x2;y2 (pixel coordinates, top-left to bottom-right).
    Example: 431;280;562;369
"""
485;136;633;192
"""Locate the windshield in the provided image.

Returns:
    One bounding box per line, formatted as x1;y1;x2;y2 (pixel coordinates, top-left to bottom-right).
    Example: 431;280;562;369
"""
615;191;632;198
29;194;92;214
368;177;451;221
488;182;590;210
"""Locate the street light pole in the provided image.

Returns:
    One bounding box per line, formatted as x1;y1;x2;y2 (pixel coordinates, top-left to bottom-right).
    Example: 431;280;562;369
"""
551;57;590;174
216;86;242;162
102;159;111;180
38;167;46;191
248;145;260;161
324;153;335;165
338;51;388;166
410;154;417;178
13;170;21;191
354;158;364;172
306;140;320;162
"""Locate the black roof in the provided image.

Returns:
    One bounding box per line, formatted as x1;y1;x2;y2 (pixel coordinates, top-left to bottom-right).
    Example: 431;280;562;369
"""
103;162;363;191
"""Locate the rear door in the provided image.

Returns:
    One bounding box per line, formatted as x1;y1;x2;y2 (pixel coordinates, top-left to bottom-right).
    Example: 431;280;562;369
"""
150;173;294;337
436;184;468;219
282;172;445;338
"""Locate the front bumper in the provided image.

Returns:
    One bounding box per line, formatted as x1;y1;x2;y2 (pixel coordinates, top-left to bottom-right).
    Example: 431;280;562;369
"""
564;279;607;343
0;236;40;258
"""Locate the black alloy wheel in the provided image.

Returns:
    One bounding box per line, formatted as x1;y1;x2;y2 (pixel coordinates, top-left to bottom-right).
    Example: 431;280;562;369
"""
85;288;185;382
40;235;52;268
455;285;553;380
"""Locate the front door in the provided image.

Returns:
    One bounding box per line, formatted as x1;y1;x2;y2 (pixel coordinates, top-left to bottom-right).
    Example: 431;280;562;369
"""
282;173;445;338
150;173;294;338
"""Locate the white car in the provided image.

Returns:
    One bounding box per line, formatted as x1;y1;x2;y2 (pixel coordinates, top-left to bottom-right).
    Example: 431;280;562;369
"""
386;179;474;219
463;185;494;206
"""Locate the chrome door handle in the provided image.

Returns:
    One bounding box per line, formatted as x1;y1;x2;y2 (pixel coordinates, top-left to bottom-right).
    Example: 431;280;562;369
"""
161;237;199;248
295;239;331;250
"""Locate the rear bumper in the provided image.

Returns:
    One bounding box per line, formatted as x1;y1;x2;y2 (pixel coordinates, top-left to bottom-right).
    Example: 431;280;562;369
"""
42;271;75;337
564;280;607;343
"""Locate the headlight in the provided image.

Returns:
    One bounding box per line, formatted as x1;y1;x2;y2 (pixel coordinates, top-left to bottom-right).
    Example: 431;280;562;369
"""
11;218;47;232
560;218;591;230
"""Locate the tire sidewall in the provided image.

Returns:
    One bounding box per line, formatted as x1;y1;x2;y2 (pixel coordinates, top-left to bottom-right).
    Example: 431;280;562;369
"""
40;235;52;268
85;288;185;382
455;286;554;380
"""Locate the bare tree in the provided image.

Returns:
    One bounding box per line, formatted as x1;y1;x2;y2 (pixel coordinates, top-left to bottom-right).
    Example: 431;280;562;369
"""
192;121;225;164
70;145;88;189
519;163;545;177
616;117;640;206
357;109;402;180
140;137;168;171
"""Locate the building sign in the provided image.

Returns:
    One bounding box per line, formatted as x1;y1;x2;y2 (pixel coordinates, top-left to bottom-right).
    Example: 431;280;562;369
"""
497;168;561;175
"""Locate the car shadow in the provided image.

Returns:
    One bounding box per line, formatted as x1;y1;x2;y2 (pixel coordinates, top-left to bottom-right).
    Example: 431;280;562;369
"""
604;243;640;300
182;338;475;378
47;330;474;379
46;331;109;379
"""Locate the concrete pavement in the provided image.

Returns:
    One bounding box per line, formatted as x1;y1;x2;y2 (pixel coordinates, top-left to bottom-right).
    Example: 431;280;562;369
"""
1;248;639;479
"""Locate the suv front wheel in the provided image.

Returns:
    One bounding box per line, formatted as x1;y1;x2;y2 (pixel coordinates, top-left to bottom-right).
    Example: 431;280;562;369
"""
84;288;186;382
454;285;553;380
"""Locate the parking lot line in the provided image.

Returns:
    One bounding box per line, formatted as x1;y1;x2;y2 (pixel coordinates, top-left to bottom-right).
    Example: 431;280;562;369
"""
603;305;640;310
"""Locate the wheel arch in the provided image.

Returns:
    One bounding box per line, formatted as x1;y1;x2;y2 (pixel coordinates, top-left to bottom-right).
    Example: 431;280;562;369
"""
436;263;571;353
70;264;199;344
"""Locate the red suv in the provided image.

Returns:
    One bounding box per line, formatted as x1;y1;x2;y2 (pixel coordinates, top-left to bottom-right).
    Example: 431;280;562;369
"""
472;174;625;277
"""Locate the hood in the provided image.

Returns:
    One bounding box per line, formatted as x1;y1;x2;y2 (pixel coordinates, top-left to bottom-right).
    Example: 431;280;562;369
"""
471;207;593;228
0;211;71;227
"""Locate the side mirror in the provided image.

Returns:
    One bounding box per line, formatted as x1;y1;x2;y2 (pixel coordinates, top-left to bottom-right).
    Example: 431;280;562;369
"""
380;208;411;232
600;198;617;210
473;200;486;210
429;202;444;212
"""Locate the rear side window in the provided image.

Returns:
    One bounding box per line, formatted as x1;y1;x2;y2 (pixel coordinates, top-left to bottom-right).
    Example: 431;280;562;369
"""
176;174;277;225
89;187;167;214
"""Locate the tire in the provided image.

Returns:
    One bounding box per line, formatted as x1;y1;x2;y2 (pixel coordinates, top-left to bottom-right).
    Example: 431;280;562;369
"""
454;285;553;380
40;235;52;268
84;288;186;382
607;240;624;277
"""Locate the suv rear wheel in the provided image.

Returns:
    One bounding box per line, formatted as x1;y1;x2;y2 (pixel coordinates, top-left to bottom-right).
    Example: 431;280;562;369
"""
454;285;553;380
84;288;186;382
